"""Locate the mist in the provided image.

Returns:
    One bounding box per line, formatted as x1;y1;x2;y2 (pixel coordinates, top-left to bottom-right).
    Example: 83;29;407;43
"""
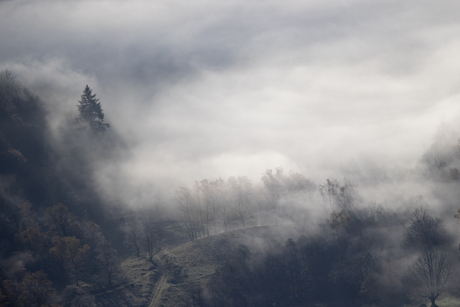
2;0;460;207
4;2;460;306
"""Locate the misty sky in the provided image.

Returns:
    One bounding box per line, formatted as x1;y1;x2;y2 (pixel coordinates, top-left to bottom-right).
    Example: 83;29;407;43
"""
2;0;460;202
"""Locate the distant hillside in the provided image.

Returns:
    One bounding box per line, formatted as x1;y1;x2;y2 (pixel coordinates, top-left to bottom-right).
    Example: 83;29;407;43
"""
103;226;299;307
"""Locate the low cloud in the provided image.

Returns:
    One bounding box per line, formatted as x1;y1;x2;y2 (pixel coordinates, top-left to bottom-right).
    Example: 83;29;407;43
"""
2;0;460;201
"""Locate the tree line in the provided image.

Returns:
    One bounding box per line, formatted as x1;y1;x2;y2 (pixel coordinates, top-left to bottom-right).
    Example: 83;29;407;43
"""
183;201;455;307
174;169;316;240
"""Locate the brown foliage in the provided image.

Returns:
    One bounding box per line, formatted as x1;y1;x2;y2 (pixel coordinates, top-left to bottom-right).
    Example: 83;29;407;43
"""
49;236;89;286
15;226;47;253
0;271;59;307
45;204;79;237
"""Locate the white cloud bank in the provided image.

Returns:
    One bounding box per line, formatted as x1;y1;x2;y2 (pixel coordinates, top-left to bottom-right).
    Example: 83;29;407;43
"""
2;0;460;201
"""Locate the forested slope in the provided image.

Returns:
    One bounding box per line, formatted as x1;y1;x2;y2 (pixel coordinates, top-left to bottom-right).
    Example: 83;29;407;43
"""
0;71;127;306
2;70;460;307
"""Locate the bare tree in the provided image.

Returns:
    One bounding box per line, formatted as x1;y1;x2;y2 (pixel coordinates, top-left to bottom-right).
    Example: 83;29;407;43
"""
261;169;284;222
404;207;453;307
0;70;19;92
408;249;452;307
421;122;458;171
140;216;163;262
97;240;119;285
212;178;229;233
319;179;340;211
197;179;225;236
228;176;253;229
176;187;200;240
336;181;356;211
123;214;141;257
319;179;356;212
193;182;207;238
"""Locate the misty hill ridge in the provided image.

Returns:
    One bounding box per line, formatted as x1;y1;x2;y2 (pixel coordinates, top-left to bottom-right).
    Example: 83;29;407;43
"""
120;226;302;307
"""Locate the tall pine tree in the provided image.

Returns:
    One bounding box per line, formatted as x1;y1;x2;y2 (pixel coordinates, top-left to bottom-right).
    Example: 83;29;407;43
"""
75;85;110;133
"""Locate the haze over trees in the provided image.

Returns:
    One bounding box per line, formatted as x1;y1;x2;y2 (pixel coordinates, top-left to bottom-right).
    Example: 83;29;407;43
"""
0;71;123;306
2;70;460;306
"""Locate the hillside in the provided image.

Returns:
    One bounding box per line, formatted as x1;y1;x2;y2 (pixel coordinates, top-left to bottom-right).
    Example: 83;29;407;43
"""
92;223;460;307
154;225;303;306
93;226;299;307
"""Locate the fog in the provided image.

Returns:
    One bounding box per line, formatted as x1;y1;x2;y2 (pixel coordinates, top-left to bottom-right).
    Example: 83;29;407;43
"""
2;0;460;205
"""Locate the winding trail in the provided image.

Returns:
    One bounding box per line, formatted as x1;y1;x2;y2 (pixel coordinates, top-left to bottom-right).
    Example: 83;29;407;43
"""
148;263;169;307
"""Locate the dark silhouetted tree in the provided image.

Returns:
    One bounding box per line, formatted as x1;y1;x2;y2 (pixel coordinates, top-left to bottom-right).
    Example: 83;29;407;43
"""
405;207;452;307
75;85;110;133
408;249;451;307
49;236;89;287
97;240;118;285
404;207;449;251
140;216;164;262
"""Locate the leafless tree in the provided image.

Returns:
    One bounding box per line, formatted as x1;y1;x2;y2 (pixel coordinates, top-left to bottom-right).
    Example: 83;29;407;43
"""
228;176;252;229
319;179;356;212
193;182;207;238
140;215;163;262
215;179;230;232
336;181;356;211
408;248;452;307
261;169;284;222
0;70;19;92
421;122;458;171
197;179;223;236
97;240;119;285
319;179;340;211
176;187;200;240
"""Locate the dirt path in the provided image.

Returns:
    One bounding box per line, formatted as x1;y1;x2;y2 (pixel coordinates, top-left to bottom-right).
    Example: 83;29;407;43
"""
148;272;169;307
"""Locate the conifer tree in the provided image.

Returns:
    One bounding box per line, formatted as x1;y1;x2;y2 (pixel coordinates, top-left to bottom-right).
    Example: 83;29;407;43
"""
75;85;110;133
